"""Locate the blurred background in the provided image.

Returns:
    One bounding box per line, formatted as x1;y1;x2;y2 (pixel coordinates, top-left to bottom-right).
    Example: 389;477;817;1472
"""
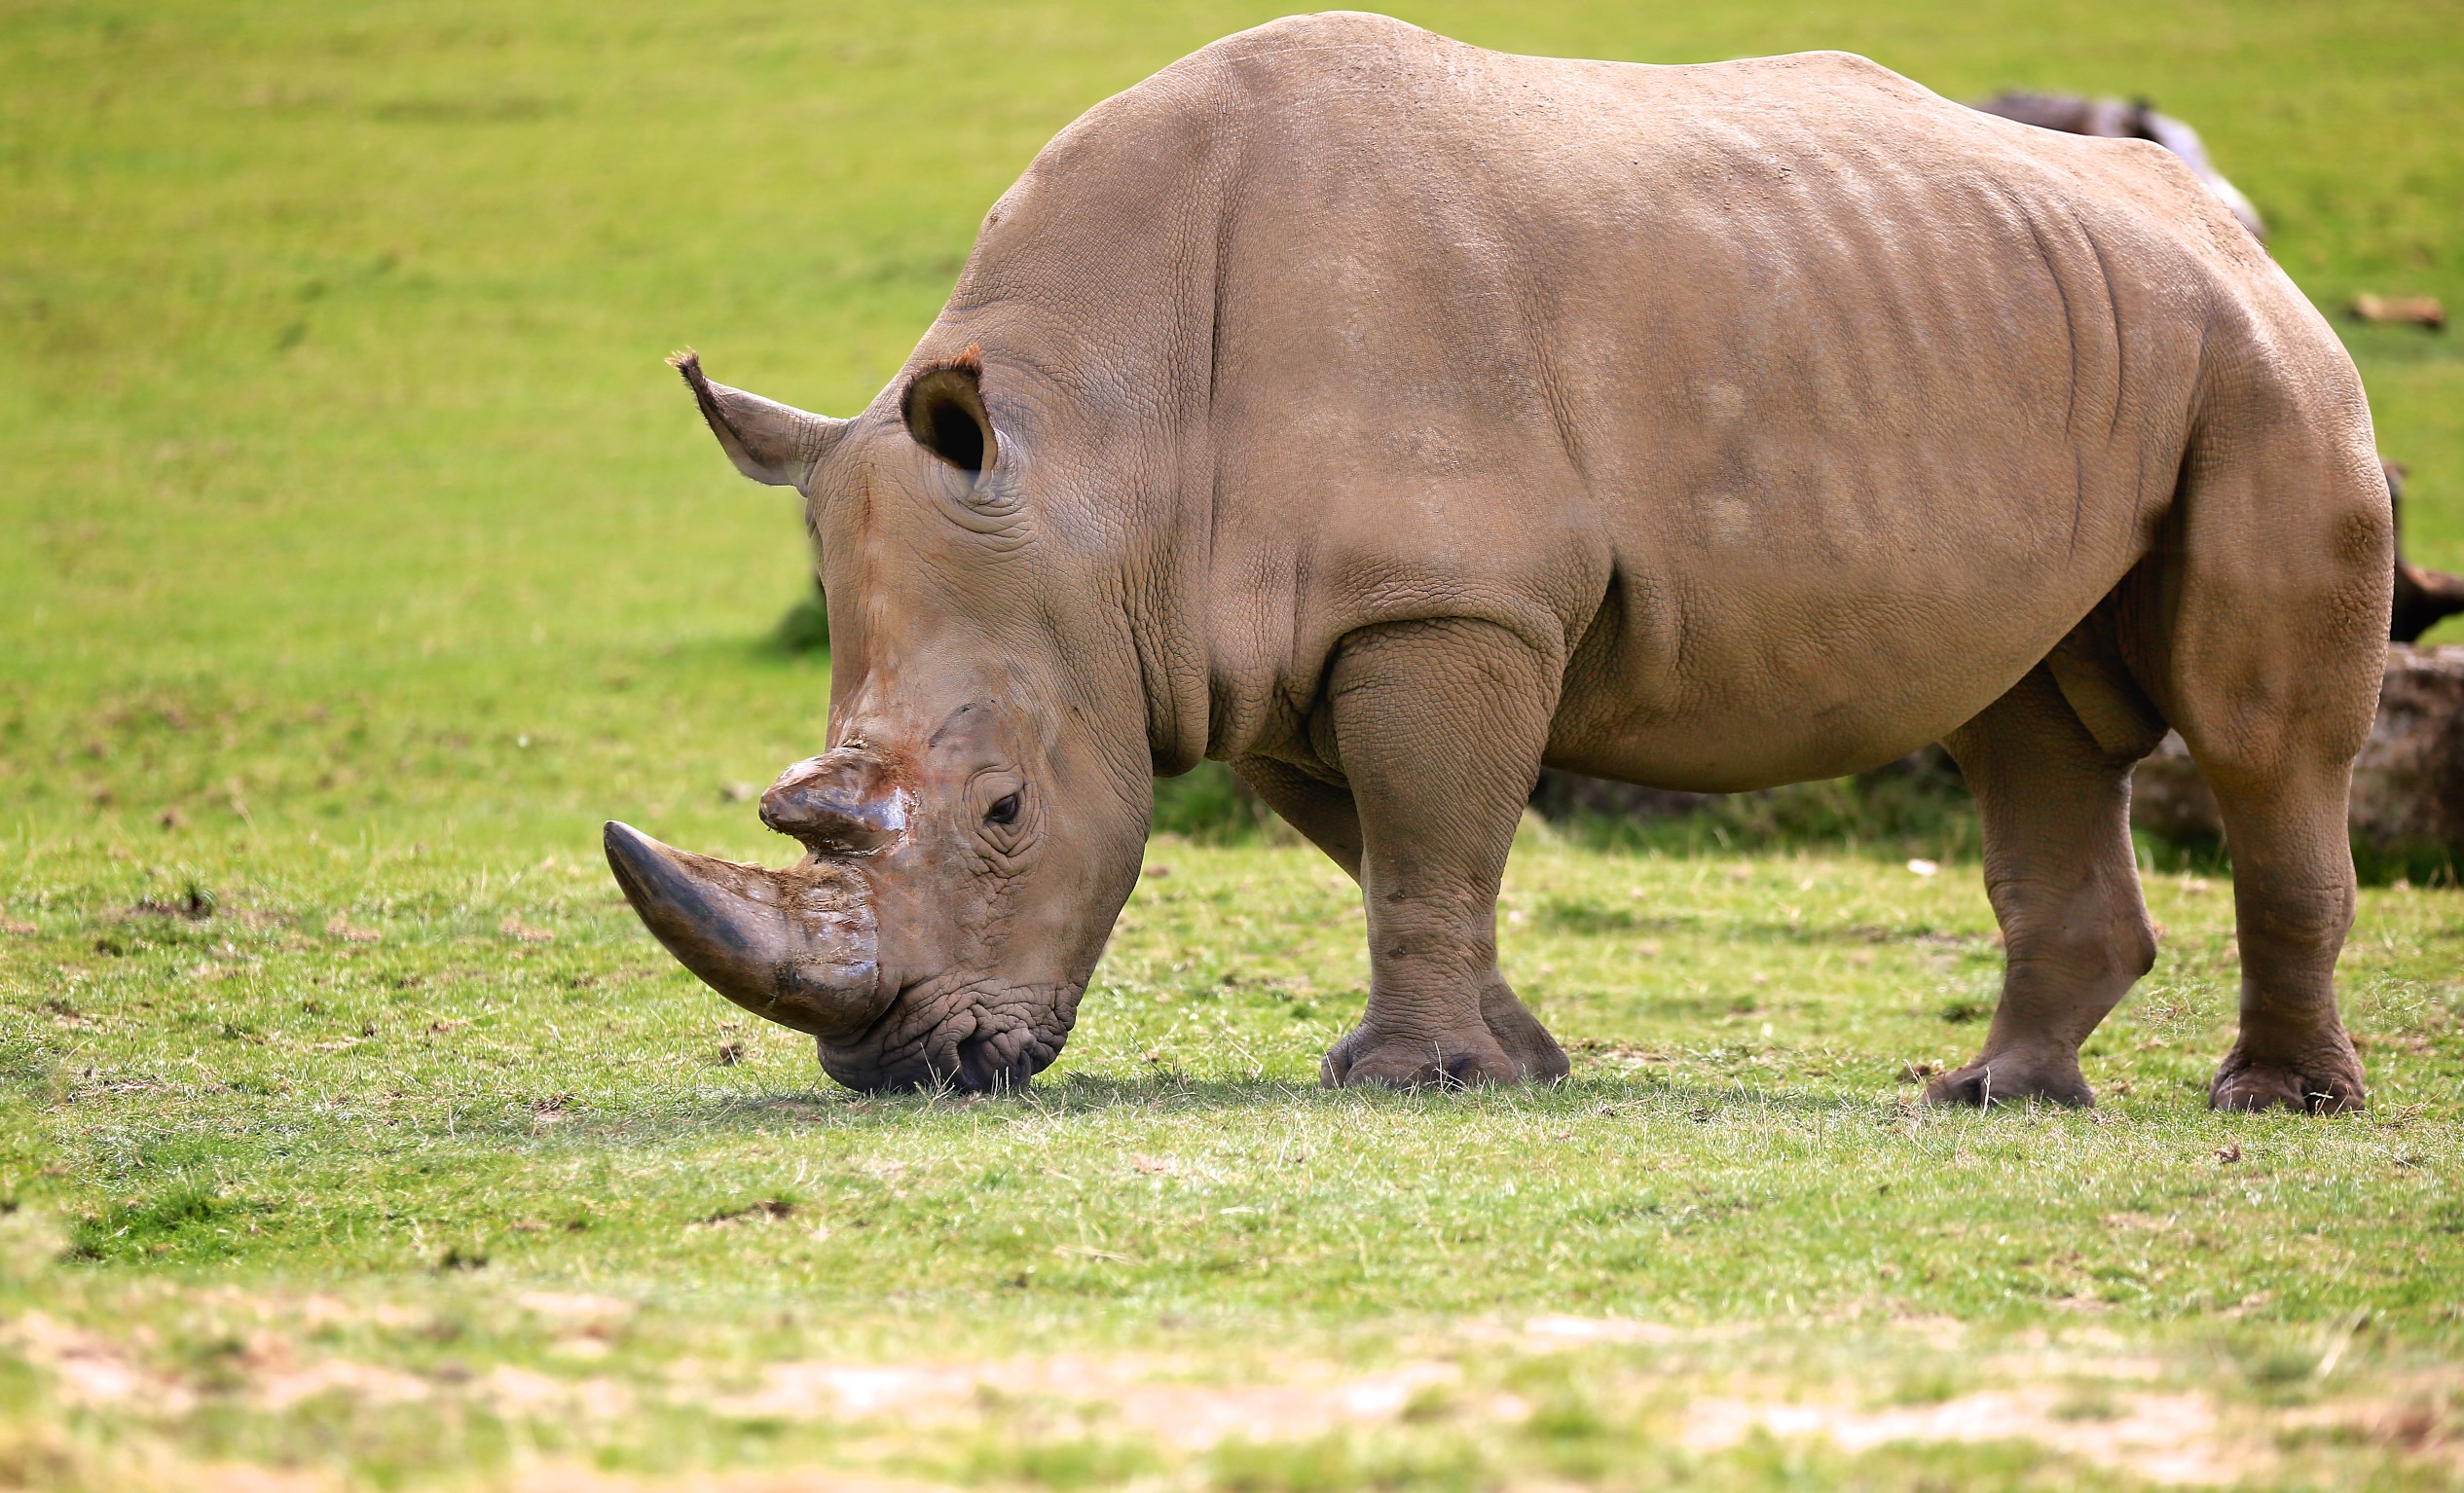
4;0;2458;863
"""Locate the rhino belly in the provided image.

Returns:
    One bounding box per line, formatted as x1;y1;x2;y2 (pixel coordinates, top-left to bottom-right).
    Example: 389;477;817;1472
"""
1547;454;2157;793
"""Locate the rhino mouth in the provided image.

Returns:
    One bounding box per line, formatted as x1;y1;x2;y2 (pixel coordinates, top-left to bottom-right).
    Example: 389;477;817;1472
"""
606;820;1077;1094
819;976;1079;1093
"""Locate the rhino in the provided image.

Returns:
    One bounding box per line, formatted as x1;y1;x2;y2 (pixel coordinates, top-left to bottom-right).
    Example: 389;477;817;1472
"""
607;13;2390;1111
2387;461;2464;643
1968;91;2267;242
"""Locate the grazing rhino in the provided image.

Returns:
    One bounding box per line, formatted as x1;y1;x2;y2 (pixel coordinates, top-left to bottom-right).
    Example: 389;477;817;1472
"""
1968;91;2267;241
607;13;2389;1111
2387;462;2464;643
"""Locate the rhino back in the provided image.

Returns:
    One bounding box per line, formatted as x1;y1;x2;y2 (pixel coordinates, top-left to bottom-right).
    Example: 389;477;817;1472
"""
935;14;2335;786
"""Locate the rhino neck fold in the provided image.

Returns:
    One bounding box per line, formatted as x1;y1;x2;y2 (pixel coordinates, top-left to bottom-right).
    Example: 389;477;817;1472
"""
933;78;1238;782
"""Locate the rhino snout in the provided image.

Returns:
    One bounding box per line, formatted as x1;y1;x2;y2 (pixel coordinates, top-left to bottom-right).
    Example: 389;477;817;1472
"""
816;979;1078;1094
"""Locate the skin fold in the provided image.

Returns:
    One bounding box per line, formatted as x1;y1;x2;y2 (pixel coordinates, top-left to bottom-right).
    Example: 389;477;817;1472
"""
608;13;2388;1111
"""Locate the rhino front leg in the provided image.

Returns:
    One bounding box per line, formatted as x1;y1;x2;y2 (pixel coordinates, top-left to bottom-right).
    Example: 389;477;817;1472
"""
1313;619;1569;1088
1232;758;1363;879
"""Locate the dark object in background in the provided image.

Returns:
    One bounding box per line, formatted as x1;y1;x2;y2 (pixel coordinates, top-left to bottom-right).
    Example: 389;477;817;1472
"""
1526;774;1716;821
1529;747;1965;830
2388;462;2464;643
774;575;829;653
2132;645;2464;868
1969;91;2265;242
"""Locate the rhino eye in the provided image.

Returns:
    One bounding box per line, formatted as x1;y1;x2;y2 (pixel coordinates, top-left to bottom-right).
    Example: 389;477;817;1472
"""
984;792;1021;826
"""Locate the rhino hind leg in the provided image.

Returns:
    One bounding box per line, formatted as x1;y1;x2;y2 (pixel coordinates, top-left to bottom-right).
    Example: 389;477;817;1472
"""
2153;388;2386;1114
1309;620;1570;1088
2186;740;2371;1114
1927;664;2159;1109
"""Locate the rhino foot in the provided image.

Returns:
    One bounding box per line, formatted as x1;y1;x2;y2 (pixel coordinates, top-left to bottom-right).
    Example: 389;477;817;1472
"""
2210;1037;2367;1113
1923;1051;2094;1108
1321;1025;1530;1089
1478;983;1571;1082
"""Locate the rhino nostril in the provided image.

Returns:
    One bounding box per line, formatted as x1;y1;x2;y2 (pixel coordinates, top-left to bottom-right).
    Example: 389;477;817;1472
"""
955;1030;1034;1094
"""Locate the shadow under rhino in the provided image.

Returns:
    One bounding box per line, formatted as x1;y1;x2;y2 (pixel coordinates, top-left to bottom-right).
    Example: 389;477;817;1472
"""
660;1078;1889;1133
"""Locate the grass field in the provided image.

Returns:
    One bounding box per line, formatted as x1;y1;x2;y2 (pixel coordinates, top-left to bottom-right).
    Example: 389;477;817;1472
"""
4;1;2463;1488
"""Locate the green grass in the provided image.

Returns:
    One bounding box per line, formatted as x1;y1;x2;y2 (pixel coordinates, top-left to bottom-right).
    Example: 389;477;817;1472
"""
4;0;2463;1488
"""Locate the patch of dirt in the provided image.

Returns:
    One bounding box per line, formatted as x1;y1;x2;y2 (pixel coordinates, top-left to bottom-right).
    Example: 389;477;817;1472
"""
483;1364;635;1421
515;1291;637;1323
1518;1315;1687;1347
499;916;556;944
21;1300;2446;1491
1982;1349;2164;1382
507;1470;949;1493
1881;1296;1973;1328
186;1467;335;1493
129;889;216;921
6;1311;194;1414
699;1354;1472;1446
690;1199;796;1230
2288;1398;2464;1475
93;1332;555;1421
1112;1363;1470;1447
323;916;381;943
253;1357;432;1412
294;1293;428;1330
1681;1388;2249;1485
10;1310;441;1419
1452;1314;1713;1352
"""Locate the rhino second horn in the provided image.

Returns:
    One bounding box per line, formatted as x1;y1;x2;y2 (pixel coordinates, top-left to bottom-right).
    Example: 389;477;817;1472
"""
603;821;891;1041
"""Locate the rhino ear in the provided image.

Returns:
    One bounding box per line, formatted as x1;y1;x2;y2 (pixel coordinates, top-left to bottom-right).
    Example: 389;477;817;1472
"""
669;350;845;488
901;349;996;477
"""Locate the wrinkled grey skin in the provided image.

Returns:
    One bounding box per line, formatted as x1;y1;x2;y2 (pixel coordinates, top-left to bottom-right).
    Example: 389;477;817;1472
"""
1973;95;2464;644
610;14;2389;1110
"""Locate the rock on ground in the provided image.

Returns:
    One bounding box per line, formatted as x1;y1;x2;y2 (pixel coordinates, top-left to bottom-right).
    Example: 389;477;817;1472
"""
2132;644;2464;856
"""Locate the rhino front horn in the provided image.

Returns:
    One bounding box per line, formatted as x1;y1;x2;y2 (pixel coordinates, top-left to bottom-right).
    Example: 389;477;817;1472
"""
602;821;891;1041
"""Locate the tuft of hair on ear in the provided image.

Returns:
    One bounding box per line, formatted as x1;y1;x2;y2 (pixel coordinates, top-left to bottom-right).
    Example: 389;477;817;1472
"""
902;346;995;477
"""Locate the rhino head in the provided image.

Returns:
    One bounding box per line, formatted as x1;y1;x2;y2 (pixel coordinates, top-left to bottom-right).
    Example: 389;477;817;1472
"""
606;349;1164;1093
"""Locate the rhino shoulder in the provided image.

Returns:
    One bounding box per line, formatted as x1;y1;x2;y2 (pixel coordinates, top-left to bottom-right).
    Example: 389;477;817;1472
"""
990;11;1447;202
